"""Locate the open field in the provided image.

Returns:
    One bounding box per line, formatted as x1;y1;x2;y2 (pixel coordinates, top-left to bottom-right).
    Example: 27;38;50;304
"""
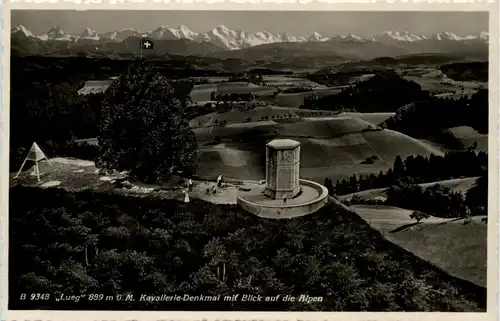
350;204;487;287
9;157;259;205
190;82;276;101
262;75;326;88
350;204;452;233
404;71;485;96
189;106;303;127
339;177;479;201
440;126;489;152
341;112;395;125
267;88;343;108
420;176;480;192
362;129;444;158
188;76;341;108
77;80;113;95
10;158;159;194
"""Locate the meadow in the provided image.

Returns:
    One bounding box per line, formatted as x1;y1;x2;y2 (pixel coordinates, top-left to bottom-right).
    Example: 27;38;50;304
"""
269;89;343;108
349;204;487;288
190;82;277;101
439;126;489;152
403;72;485;96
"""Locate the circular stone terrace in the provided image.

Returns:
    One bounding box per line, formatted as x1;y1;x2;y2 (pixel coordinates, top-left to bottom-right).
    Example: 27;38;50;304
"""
237;179;329;219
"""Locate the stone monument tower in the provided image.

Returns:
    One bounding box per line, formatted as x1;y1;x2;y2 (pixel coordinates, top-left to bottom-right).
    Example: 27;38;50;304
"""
264;139;301;199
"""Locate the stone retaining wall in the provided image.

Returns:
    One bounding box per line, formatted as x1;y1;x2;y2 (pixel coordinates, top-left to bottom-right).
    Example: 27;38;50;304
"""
237;179;329;219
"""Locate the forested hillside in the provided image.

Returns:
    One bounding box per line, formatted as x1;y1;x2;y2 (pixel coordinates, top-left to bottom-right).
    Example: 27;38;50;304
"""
302;71;430;112
9;186;486;311
381;89;488;138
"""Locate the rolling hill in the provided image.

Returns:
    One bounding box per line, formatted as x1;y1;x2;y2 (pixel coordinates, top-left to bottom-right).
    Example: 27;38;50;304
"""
437;126;489;152
350;204;487;287
192;111;445;183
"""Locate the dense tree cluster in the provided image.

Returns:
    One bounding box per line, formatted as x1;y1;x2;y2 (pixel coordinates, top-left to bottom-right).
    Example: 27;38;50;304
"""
10;75;104;170
10;57;200;171
184;77;212;85
381;90;488;138
211;92;256;102
302;71;429;112
248;68;293;76
281;87;314;94
465;175;488;217
170;80;195;109
227;73;264;86
331;151;487;196
97;62;198;184
440;62;488;82
55;141;99;161
385;183;473;218
346;177;487;219
11;56;127;84
307;70;368;87
9;186;485;311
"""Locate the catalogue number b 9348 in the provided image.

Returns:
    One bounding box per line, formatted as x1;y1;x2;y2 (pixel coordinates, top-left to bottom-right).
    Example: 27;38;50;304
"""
20;293;50;300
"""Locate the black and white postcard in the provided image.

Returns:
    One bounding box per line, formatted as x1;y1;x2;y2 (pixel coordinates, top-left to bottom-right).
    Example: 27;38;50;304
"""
2;3;498;321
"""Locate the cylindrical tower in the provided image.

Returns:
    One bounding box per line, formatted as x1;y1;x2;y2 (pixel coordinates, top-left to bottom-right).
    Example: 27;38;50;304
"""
264;139;301;199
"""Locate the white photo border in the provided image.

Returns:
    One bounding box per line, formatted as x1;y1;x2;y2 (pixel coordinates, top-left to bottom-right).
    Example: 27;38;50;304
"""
1;3;498;321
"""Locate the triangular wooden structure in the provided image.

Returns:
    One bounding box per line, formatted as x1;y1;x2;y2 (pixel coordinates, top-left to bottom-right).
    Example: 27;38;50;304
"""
15;142;53;182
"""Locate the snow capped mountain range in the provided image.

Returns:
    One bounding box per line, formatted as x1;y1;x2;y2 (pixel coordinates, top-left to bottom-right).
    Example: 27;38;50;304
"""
11;24;490;51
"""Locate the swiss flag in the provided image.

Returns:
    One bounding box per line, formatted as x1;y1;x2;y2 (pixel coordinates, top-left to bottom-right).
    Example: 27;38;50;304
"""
140;37;154;50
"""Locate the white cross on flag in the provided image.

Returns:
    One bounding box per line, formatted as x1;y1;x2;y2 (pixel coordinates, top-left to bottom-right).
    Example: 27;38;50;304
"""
140;38;154;50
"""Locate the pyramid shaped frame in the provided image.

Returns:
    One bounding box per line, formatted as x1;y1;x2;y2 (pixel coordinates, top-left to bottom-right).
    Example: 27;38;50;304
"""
15;142;53;182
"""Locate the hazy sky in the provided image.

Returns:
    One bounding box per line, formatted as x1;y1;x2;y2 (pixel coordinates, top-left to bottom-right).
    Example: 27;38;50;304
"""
12;10;489;37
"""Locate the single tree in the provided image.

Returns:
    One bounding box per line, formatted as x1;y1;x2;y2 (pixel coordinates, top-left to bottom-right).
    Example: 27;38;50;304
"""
410;210;430;223
97;62;198;184
393;154;405;177
324;177;335;196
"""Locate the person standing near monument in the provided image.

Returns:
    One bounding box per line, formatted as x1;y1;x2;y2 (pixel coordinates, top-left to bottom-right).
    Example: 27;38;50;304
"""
216;174;223;187
183;188;190;203
187;178;193;191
